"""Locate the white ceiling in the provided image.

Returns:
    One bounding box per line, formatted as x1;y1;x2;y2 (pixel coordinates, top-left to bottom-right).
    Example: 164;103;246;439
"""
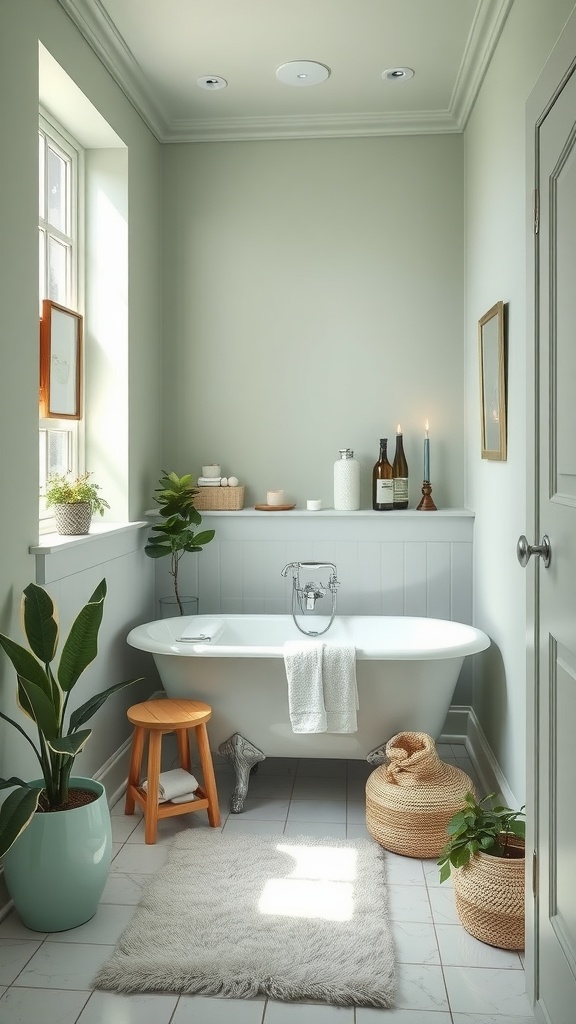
57;0;513;142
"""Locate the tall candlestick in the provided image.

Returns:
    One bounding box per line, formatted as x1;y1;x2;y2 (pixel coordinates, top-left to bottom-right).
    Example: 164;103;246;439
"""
424;420;430;481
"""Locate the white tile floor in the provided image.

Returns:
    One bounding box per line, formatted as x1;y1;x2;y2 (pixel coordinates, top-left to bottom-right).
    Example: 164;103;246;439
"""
0;744;535;1023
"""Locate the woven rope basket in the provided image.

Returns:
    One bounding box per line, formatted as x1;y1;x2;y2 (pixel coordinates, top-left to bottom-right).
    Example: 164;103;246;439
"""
193;486;244;511
54;502;92;535
365;731;474;858
453;837;525;949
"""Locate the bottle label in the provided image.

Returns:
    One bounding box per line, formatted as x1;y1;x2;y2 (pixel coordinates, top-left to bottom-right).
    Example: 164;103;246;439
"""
393;478;409;502
376;479;394;503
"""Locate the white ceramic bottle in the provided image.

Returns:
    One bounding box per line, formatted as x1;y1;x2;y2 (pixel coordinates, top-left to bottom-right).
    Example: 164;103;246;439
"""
333;448;360;510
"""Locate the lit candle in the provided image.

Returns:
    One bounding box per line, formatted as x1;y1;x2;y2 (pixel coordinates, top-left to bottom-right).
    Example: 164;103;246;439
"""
424;420;430;481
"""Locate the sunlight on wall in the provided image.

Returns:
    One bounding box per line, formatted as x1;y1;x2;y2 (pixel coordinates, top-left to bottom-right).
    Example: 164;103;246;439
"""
85;154;129;516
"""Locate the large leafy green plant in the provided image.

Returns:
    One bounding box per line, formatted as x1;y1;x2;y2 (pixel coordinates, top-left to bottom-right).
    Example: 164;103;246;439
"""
0;579;141;857
145;471;215;614
438;790;525;883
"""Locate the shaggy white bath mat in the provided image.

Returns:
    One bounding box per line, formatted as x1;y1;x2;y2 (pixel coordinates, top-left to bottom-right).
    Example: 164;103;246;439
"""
94;830;396;1007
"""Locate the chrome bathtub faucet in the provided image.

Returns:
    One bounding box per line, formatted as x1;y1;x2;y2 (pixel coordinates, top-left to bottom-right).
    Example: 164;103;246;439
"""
280;561;340;636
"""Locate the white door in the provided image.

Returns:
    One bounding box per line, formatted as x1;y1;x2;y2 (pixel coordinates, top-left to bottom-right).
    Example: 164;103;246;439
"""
526;17;576;1023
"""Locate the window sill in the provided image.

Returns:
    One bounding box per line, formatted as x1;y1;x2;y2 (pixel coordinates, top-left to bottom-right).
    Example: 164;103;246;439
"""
31;521;149;584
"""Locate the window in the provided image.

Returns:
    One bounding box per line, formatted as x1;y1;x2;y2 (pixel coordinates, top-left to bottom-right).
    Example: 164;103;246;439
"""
38;113;83;521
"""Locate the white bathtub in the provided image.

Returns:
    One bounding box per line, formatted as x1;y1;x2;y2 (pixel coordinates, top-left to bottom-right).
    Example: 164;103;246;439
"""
127;613;490;764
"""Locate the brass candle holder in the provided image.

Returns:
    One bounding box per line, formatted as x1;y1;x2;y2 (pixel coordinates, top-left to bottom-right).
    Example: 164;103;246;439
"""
416;480;437;512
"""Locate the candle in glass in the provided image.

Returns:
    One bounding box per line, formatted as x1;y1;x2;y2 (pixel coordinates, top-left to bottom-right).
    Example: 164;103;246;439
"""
424;421;430;481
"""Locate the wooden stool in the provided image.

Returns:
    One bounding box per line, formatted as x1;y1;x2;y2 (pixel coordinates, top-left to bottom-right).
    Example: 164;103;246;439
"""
124;698;221;844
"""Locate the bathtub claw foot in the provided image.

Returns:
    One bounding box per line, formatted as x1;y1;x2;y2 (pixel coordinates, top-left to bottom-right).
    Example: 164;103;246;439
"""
366;744;389;767
218;733;266;812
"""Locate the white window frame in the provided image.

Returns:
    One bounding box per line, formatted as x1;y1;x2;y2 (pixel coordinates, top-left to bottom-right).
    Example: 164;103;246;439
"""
38;110;85;529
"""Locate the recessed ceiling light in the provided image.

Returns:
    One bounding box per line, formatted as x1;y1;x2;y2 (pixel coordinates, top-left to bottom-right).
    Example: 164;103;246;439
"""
382;67;414;82
276;61;331;87
197;76;227;90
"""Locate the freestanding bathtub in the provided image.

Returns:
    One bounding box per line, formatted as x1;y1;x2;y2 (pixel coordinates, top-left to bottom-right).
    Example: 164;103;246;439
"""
127;614;490;811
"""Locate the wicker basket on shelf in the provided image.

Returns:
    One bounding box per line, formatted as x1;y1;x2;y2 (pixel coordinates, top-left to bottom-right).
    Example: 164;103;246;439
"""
193;485;244;511
365;731;474;858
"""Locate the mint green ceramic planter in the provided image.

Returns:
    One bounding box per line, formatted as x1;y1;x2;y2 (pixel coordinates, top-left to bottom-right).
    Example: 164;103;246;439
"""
2;777;112;932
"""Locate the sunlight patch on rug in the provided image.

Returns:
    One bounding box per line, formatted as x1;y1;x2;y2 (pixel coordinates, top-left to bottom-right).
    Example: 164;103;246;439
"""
93;830;395;1007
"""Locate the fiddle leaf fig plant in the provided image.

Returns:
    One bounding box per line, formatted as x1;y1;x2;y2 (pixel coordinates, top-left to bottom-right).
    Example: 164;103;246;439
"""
438;791;526;883
0;579;142;858
145;471;215;614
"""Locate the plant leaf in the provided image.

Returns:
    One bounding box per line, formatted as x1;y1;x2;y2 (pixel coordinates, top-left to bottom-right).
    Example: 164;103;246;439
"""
68;677;143;731
22;583;59;664
0;786;42;858
16;676;59;738
0;635;53;699
144;544;169;558
48;730;91;756
0;776;32;790
439;860;451;883
57;580;106;692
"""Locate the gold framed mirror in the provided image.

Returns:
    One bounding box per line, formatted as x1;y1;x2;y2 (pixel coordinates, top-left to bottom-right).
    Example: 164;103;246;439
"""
478;300;506;461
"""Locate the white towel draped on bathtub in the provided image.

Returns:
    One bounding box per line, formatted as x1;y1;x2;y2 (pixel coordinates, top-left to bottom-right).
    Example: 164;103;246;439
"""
284;641;358;734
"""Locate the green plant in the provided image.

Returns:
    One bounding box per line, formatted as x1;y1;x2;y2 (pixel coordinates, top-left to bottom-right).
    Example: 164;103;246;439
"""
145;471;215;614
0;579;142;857
45;472;110;516
438;791;525;882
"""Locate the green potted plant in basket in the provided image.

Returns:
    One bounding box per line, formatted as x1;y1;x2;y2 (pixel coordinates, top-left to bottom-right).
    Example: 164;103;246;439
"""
145;471;215;616
438;790;526;949
46;471;110;536
0;578;142;931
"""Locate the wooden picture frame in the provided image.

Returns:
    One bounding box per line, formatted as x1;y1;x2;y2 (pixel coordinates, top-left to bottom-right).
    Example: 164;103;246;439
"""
39;299;82;419
478;300;506;460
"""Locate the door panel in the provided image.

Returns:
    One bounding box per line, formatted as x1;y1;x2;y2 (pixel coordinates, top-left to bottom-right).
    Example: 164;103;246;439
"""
535;59;576;1024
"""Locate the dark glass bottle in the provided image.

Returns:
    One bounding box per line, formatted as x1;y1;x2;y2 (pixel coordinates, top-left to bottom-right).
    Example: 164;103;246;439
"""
392;427;409;509
372;438;394;510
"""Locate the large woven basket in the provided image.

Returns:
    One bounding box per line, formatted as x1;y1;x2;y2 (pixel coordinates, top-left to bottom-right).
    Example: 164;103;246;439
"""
193;486;244;511
453;837;525;949
365;731;474;858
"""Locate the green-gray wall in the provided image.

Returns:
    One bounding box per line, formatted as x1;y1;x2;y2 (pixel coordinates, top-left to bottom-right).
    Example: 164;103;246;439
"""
0;0;162;785
464;0;575;800
162;135;464;511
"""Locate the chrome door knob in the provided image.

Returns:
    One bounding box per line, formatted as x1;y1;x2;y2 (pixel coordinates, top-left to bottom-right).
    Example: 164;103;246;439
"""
517;534;551;568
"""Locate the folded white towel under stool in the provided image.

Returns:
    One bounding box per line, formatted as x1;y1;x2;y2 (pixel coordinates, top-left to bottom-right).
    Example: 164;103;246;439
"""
142;768;199;803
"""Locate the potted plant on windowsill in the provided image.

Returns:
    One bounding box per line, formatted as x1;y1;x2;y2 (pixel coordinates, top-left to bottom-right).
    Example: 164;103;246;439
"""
438;790;526;949
46;471;110;535
0;579;142;931
145;471;215;616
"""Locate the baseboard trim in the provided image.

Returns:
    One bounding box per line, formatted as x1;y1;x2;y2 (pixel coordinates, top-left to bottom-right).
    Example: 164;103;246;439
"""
464;707;518;806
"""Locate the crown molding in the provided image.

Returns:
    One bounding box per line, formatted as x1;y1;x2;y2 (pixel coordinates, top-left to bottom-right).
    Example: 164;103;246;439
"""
58;0;512;144
161;110;461;144
449;0;514;130
56;0;168;139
